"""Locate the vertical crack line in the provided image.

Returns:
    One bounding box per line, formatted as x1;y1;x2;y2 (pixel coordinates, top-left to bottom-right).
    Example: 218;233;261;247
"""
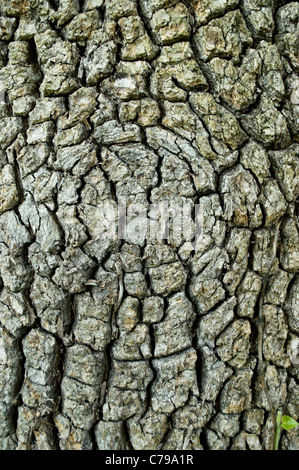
257;217;283;448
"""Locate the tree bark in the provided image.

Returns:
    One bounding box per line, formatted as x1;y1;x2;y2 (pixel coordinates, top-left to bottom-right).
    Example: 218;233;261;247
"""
0;0;298;450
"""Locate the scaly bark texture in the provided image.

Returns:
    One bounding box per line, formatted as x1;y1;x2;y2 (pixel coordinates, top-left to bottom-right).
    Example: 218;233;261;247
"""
0;0;298;450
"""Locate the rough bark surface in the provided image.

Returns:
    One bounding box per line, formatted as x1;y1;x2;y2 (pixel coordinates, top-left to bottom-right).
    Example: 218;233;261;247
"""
0;0;298;451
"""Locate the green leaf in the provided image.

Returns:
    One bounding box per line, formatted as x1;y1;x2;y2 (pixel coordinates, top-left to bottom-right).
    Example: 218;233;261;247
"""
281;416;299;431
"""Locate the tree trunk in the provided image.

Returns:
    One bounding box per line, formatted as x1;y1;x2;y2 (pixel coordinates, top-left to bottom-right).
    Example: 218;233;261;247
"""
0;0;298;451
